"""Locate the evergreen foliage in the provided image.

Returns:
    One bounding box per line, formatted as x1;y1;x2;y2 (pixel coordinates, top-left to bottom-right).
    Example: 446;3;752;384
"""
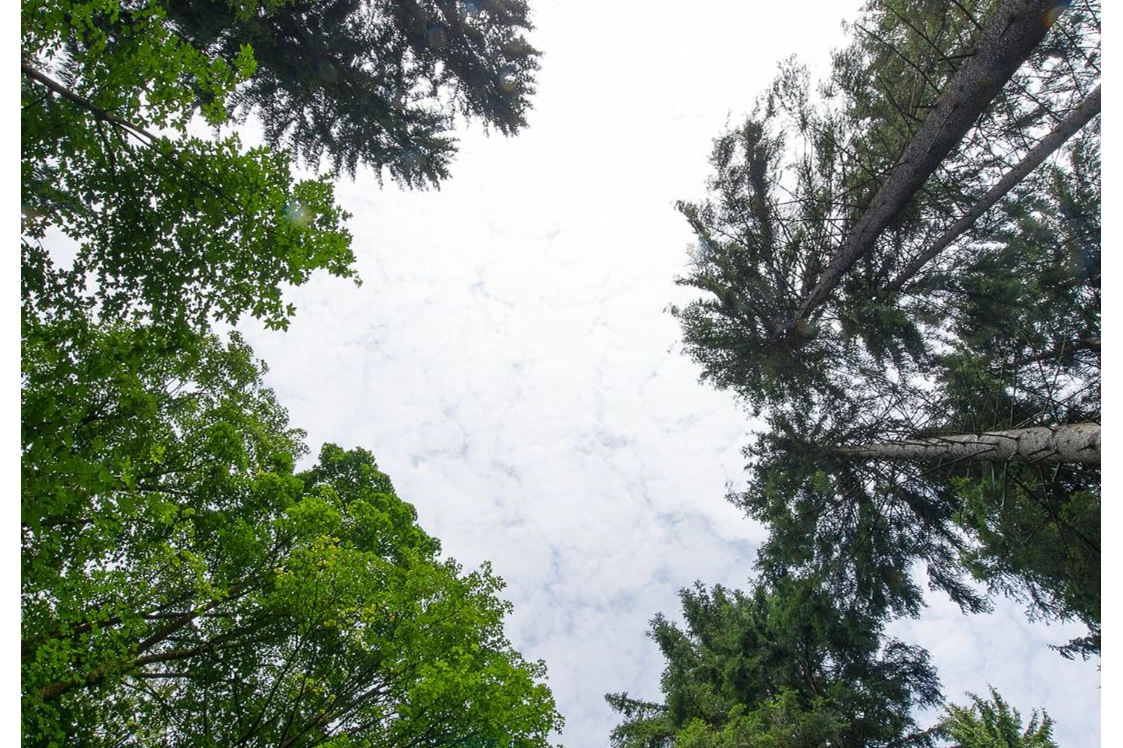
606;578;941;748
616;3;1099;744
161;0;541;184
940;689;1058;748
670;0;1100;655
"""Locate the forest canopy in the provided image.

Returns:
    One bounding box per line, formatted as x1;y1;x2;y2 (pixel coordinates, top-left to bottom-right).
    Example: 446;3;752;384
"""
21;0;1100;746
613;0;1099;745
22;1;560;745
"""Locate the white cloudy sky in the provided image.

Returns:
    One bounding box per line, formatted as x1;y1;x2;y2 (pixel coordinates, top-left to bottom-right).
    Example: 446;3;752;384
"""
230;1;1104;746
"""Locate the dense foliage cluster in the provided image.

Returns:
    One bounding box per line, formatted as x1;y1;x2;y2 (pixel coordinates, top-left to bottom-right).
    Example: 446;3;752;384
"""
612;1;1099;746
607;579;940;748
22;1;559;746
21;321;563;746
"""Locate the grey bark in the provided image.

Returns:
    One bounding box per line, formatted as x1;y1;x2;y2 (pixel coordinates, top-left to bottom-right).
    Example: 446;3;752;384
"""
882;84;1101;298
775;0;1063;343
839;423;1100;466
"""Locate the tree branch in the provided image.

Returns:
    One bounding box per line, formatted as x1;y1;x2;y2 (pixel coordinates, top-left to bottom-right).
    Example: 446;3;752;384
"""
882;84;1100;297
772;0;1063;345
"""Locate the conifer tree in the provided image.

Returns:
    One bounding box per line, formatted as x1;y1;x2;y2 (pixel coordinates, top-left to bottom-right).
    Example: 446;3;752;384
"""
606;577;941;748
671;0;1100;653
161;0;541;185
940;689;1058;748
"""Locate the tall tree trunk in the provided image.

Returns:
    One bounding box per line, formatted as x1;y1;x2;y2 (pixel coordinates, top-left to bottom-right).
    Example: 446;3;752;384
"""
773;0;1062;344
881;85;1101;298
838;423;1100;466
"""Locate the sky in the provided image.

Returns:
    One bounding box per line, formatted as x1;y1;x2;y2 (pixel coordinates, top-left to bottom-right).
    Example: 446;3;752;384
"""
13;0;1105;745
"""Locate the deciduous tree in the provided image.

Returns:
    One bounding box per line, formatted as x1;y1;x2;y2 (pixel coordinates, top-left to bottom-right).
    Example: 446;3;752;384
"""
22;0;357;331
22;316;563;747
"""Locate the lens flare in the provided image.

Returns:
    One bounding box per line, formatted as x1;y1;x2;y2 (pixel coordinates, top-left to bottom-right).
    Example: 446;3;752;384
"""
498;67;518;93
1045;1;1072;27
285;202;312;228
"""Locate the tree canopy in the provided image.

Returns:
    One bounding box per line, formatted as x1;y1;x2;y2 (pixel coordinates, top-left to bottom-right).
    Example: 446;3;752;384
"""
22;1;558;744
22;0;1103;744
606;577;941;748
22;0;541;332
158;0;541;184
22;316;563;747
669;0;1100;656
22;0;356;332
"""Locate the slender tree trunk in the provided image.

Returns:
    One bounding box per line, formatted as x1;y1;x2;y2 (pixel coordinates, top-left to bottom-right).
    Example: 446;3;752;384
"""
21;62;160;144
838;423;1100;465
881;85;1101;298
773;0;1062;344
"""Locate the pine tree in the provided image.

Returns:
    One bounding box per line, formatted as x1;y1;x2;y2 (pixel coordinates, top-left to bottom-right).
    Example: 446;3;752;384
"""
671;0;1100;651
606;577;941;748
161;0;541;184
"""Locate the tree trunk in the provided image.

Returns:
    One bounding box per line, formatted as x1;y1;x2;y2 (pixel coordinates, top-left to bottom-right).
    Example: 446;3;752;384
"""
774;0;1062;343
882;85;1101;298
838;423;1100;466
